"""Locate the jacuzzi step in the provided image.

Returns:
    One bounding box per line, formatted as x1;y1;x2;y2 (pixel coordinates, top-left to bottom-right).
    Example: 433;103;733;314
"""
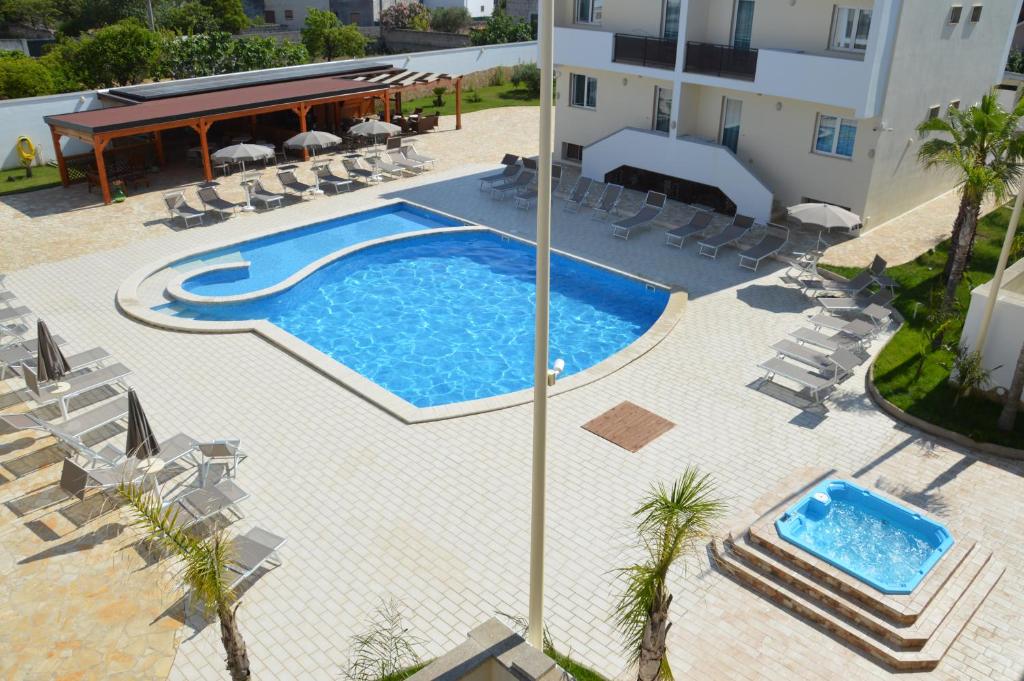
712;538;1004;671
726;530;993;649
746;517;975;625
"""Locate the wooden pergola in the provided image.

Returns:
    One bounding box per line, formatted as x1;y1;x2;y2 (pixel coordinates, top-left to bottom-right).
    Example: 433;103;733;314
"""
45;69;465;205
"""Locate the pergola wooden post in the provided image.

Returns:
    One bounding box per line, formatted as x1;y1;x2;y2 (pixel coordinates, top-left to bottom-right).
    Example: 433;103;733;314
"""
190;119;214;182
455;77;463;130
153;130;165;167
383;93;391;122
92;135;111;205
50;128;69;187
296;103;310;160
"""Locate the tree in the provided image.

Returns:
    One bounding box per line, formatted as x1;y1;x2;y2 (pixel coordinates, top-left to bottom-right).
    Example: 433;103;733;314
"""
0;51;55;98
917;93;1024;309
117;482;253;681
204;0;248;33
159;32;233;80
160;0;219;35
430;7;471;33
0;0;60;36
380;2;431;31
998;340;1024;431
1008;49;1024;75
470;13;534;45
302;9;365;61
57;0;145;35
613;468;725;681
76;19;161;87
39;38;84;92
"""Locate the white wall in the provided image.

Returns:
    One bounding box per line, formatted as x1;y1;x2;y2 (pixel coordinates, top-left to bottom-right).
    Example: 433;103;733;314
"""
422;0;495;17
962;258;1024;399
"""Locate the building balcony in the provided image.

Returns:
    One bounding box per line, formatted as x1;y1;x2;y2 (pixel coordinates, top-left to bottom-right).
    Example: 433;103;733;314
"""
613;34;677;70
683;42;757;81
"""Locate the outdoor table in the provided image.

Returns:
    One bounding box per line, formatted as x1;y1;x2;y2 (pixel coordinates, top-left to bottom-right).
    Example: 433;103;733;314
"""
231;134;252;143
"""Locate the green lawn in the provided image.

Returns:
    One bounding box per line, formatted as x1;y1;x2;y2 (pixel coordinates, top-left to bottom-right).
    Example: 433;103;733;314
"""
399;82;539;117
827;205;1024;449
0;164;61;196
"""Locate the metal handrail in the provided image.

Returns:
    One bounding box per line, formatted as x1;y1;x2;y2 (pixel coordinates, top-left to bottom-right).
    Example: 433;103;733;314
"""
683;41;758;80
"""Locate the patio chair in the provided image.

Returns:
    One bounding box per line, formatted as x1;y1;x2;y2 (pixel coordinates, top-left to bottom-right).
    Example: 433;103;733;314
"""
249;179;285;209
697;214;756;258
492;169;535;200
387;149;425;173
781;250;825;283
563;176;594;212
197;186;243;219
164;192;207;228
312;163;353;194
591;183;624;221
738;224;789;271
758;356;839;404
664;211;714;248
21;361;132;420
771;339;864;380
868;254;897;290
612;192;667;239
402;145;435;168
479;154;520;190
3;345;111;381
817;288;894;313
276;169;316;197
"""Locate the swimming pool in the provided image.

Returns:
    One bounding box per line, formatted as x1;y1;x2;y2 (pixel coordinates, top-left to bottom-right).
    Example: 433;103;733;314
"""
775;479;953;594
158;212;670;410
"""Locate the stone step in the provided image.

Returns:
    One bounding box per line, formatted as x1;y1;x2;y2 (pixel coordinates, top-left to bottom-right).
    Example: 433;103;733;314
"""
746;520;975;624
712;538;1005;671
727;530;992;649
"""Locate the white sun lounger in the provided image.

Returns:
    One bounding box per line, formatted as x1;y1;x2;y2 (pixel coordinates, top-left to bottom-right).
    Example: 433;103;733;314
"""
809;314;881;337
0;306;31;326
818;288;894;313
401;145;435;168
790;326;870;352
758;356;838;404
771;339;864;379
21;362;131;420
164;192;207;228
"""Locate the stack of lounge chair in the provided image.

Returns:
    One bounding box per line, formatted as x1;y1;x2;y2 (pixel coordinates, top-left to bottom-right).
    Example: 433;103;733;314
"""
0;286;286;602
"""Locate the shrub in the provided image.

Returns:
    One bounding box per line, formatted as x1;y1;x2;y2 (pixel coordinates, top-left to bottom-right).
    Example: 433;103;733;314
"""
466;88;482;103
470;13;534;45
488;67;505;86
430;7;471;33
432;86;447;107
0;54;55;99
511;62;540;96
343;600;422;681
381;2;431;31
302;9;366;60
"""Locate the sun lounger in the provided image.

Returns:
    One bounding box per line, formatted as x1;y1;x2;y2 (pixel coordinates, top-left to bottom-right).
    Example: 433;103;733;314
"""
0;333;66;354
739;224;789;271
164;192;207;228
2;397;129;458
342;158;382;184
479;154;520;190
249;180;284;209
697;215;756;258
276;170;316;197
758;356;838;404
225;527;286;591
3;345;111;381
387;149;425;173
0;290;15;307
781;250;824;282
800;269;874;297
312;163;353;193
612;192;667;239
369;155;406;179
790;326;869;352
809;314;880;338
163;478;249;529
197;187;243;219
591;183;624;221
817;288;894;313
21;361;132;420
402;145;435;168
58;432;197;500
563;176;594;212
664;212;714;248
771;339;864;379
0;306;31;326
515;165;562;209
492;169;535;200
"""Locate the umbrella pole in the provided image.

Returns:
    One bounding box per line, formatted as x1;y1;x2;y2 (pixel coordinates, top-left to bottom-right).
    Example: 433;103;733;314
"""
311;149;324;195
241;160;255;212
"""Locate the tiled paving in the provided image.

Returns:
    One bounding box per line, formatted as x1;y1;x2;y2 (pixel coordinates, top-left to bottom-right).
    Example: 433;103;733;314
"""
1;108;1022;681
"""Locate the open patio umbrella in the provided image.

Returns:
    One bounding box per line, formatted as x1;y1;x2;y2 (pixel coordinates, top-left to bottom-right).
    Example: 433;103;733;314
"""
34;320;70;383
284;131;342;194
125;389;160;461
787;202;862;234
211;143;274;212
348;119;402;150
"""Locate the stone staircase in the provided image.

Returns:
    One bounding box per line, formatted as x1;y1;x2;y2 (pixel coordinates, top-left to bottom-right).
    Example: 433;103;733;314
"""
712;482;1004;672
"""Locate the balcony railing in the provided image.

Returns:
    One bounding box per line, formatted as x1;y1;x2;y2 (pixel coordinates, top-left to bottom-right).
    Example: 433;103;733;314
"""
613;34;677;70
684;42;758;80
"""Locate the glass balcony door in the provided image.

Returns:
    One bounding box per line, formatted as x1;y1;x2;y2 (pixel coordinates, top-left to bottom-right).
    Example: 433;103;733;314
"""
720;97;742;153
732;0;755;50
653;87;672;133
662;0;681;40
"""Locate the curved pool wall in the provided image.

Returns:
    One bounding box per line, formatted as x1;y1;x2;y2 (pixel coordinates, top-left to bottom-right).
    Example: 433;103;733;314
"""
775;479;953;594
118;200;687;424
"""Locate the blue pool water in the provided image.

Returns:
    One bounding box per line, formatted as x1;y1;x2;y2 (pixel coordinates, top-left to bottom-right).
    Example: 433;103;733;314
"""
775;480;953;594
177;204;464;297
169;230;669;407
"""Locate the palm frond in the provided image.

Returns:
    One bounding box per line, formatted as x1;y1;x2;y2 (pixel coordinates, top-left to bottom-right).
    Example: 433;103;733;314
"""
611;561;660;664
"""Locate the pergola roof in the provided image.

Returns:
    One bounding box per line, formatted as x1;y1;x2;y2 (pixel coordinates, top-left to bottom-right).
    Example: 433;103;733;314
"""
45;76;386;135
350;70;453;87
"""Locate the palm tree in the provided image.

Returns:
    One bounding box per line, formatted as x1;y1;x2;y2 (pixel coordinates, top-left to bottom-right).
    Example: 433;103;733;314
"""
917;92;1024;308
613;468;726;681
998;340;1024;431
117;482;252;681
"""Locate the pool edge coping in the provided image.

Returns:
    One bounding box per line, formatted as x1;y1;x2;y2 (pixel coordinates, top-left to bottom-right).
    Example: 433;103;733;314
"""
117;199;688;424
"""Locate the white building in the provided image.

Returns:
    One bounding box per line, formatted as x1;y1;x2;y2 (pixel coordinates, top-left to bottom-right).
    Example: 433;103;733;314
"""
553;0;1022;226
962;258;1024;398
421;0;495;18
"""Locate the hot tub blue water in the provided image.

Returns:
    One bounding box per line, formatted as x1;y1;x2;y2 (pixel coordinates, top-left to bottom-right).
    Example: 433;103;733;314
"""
775;479;953;594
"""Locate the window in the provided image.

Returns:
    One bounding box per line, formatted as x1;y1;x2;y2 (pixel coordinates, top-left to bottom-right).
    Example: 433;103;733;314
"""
814;114;857;158
970;4;982;21
663;0;681;40
733;0;755;49
927;105;941;120
563;143;584;162
653;87;672;133
350;12;360;23
948;5;963;23
264;10;276;23
949;99;961;112
832;7;872;51
284;9;293;20
575;0;603;24
481;5;485;12
569;74;597;109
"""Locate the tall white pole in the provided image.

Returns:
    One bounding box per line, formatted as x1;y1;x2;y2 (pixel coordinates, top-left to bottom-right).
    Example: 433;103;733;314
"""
145;0;156;30
528;0;554;651
974;189;1023;353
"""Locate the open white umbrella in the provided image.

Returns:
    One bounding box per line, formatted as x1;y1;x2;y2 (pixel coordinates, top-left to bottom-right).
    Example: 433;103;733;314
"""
211;143;274;212
787;202;862;234
284;131;342;194
348;119;402;151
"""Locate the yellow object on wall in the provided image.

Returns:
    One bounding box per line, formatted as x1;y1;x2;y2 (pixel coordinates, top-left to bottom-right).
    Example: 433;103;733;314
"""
16;136;36;167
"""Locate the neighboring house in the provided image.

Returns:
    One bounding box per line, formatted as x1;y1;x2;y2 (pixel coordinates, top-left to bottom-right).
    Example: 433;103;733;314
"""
260;0;397;27
553;0;1023;227
330;0;378;25
505;0;538;23
421;0;495;18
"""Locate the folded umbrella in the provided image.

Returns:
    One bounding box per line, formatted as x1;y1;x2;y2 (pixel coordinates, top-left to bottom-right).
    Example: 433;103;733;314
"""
126;389;160;461
35;320;70;382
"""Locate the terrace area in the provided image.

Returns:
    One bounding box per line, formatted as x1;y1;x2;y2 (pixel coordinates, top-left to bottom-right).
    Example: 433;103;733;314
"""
0;107;1022;680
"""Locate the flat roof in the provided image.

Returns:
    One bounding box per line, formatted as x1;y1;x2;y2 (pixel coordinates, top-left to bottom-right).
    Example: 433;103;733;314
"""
46;76;385;135
106;61;394;102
